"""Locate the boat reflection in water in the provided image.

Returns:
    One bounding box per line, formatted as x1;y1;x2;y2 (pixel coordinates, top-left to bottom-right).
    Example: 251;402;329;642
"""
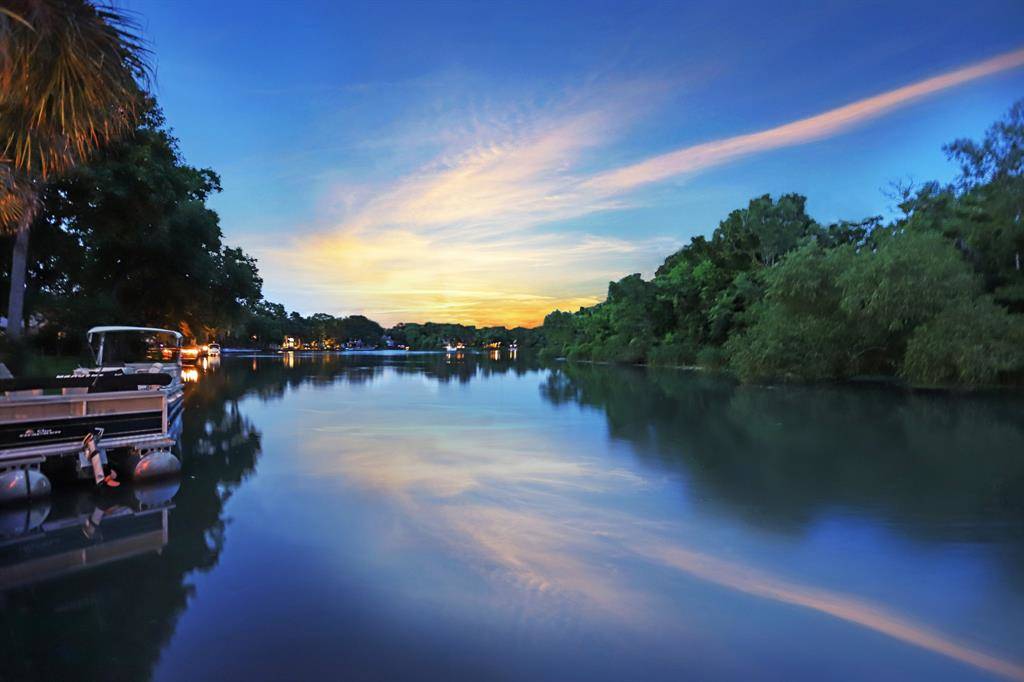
182;354;220;384
0;481;177;592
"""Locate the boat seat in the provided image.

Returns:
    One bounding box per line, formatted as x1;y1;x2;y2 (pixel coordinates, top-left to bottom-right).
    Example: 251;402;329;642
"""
6;389;43;398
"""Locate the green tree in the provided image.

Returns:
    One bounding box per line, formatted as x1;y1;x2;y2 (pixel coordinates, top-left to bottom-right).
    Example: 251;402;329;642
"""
1;0;150;339
4;102;263;344
729;232;984;382
713;193;820;268
837;230;979;344
337;315;384;345
726;242;854;382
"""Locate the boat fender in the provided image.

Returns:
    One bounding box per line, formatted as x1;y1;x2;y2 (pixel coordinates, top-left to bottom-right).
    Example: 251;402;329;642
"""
0;468;51;504
132;450;181;481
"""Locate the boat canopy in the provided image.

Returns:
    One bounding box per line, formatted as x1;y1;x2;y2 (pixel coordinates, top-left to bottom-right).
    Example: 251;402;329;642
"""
87;326;183;367
87;326;183;340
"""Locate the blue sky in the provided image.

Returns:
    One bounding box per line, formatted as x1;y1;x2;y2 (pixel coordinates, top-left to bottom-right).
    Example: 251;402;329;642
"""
128;0;1024;325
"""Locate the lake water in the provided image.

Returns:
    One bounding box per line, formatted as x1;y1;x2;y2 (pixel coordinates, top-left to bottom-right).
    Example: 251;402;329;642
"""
2;353;1024;681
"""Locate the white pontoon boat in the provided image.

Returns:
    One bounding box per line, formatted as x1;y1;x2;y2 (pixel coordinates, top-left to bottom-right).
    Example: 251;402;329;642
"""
0;326;186;503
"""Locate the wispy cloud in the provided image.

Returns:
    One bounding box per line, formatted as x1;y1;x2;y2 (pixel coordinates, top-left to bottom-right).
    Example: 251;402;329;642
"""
254;47;1024;326
585;47;1024;193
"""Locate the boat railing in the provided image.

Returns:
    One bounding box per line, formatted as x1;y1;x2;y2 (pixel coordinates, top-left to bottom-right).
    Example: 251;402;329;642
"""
0;381;176;462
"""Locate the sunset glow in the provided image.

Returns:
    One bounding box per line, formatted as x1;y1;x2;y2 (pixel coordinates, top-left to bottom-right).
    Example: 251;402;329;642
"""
247;48;1024;325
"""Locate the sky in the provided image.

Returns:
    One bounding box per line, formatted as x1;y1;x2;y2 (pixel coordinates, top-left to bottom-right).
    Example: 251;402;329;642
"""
127;0;1024;327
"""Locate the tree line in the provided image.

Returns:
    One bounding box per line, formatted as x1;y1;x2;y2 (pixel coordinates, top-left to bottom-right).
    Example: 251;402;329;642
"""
0;99;537;356
541;100;1024;388
387;322;541;350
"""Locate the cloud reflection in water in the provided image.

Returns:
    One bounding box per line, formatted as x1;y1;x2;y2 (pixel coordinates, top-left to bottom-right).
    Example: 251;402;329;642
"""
304;401;1024;681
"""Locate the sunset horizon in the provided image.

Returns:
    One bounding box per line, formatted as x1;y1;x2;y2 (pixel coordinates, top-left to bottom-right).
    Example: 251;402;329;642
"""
133;1;1024;327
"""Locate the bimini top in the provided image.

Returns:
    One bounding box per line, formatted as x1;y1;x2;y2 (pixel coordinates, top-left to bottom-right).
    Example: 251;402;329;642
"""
87;326;183;340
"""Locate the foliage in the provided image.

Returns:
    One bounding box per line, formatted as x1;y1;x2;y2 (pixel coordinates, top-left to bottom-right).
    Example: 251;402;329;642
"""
0;0;150;225
902;297;1024;387
1;101;262;349
541;100;1024;388
726;242;854;382
387;321;542;350
545;193;824;365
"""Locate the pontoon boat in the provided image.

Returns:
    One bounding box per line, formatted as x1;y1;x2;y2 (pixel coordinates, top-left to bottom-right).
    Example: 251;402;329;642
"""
0;326;186;503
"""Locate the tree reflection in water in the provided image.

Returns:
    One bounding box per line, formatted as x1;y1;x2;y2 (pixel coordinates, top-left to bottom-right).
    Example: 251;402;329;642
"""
540;363;1024;539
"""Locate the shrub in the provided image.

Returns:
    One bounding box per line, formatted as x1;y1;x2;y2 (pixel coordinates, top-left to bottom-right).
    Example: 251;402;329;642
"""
648;337;698;366
725;310;849;382
696;345;729;371
901;297;1024;387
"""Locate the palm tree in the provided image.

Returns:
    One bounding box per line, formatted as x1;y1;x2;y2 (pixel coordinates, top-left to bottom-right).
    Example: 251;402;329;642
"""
0;0;150;340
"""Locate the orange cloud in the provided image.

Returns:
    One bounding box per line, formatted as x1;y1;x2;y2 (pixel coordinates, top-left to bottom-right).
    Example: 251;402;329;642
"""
585;47;1024;193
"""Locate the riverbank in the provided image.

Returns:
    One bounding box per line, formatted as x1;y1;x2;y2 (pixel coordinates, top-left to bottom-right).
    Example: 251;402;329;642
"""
547;355;1024;393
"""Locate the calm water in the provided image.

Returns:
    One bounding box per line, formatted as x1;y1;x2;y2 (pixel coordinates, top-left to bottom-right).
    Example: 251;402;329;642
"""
2;353;1024;681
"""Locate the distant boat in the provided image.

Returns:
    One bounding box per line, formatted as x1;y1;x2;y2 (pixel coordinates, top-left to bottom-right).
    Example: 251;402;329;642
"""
207;342;221;357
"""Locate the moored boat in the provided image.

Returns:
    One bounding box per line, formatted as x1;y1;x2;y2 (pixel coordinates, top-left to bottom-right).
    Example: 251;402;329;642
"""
0;326;186;502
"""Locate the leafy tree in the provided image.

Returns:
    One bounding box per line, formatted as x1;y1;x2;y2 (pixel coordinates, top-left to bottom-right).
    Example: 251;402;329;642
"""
837;230;979;337
546;193;818;365
541;100;1024;387
337;315;384;345
244;300;289;346
540;310;579;358
726;242;854;381
900;102;1024;308
729;232;985;381
713;193;820;268
2;102;263;346
1;0;150;339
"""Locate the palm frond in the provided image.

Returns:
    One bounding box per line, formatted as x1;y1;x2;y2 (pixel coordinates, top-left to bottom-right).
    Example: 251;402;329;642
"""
0;7;34;29
0;165;38;227
0;0;152;180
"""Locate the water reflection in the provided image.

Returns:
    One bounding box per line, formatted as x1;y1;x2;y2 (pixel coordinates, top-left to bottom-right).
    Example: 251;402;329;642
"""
0;354;1021;681
0;484;175;591
0;357;263;681
321;364;1024;679
264;354;1024;680
540;363;1024;533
